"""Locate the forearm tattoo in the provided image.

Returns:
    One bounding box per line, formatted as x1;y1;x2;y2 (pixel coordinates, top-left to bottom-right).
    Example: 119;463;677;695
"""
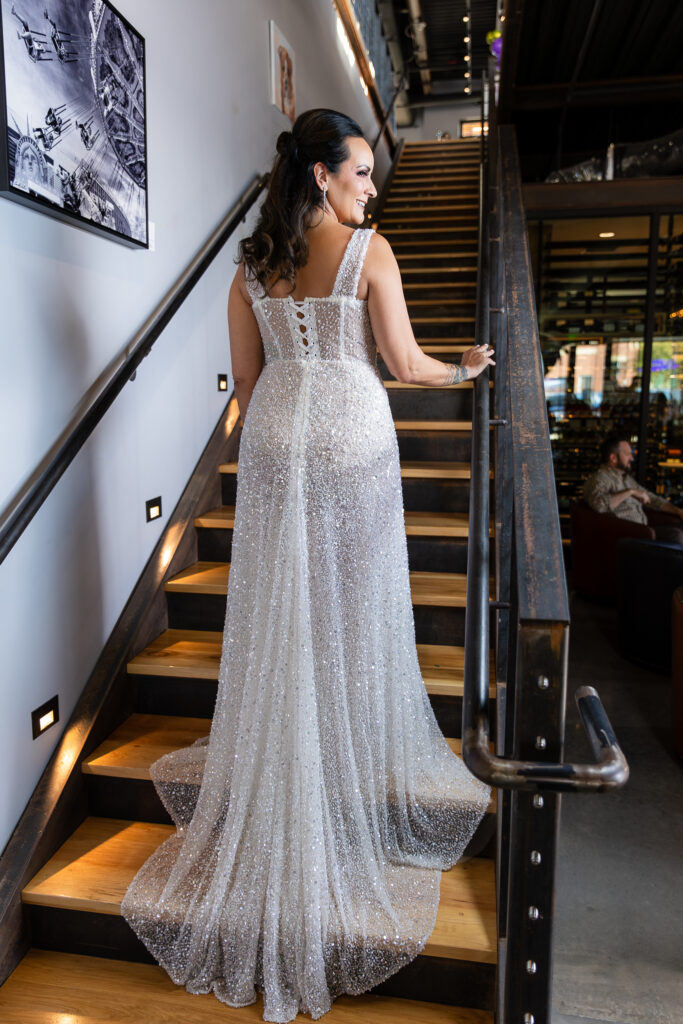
441;362;468;386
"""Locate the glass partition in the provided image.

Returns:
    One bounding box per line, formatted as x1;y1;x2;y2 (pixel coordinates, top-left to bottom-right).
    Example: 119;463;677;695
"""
649;215;683;501
528;216;651;513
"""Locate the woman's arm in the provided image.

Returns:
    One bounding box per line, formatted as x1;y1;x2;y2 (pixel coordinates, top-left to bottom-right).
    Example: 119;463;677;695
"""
365;232;494;385
227;264;265;421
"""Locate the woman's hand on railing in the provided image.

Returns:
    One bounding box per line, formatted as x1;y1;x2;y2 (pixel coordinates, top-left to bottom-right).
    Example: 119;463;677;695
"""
461;343;495;379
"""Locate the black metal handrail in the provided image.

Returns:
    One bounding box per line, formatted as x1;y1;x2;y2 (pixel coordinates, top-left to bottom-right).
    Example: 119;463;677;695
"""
461;109;629;793
0;173;268;567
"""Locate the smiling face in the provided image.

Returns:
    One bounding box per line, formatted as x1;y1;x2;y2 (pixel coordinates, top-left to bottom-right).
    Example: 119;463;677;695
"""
313;135;377;225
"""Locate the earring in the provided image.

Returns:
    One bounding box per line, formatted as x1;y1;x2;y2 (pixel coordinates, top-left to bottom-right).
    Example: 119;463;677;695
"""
322;184;327;212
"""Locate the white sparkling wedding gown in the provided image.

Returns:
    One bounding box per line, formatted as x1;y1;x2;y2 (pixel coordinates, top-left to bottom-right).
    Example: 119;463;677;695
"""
121;227;490;1022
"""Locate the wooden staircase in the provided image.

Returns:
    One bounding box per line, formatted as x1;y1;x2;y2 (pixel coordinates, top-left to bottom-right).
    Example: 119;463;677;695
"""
0;139;496;1023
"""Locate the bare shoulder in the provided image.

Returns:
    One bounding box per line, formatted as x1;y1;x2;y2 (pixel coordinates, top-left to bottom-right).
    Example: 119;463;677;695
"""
365;230;400;283
366;234;397;274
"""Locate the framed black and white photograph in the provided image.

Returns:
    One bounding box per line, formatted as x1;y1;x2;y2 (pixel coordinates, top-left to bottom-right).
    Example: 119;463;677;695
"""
269;20;295;125
0;0;148;247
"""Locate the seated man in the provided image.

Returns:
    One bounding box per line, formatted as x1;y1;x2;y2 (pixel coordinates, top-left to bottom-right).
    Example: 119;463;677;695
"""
583;433;683;544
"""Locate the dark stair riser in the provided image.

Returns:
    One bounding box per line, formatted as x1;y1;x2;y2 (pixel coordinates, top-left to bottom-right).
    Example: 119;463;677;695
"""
381;234;479;249
400;274;477;288
388;232;478;243
85;775;495;858
26;906;494;1009
402;281;478;298
407;536;494;574
397;430;472;462
403;320;475;339
198;528;484;571
385;195;479;206
222;474;481;513
132;674;470;739
167;591;474;645
396;253;478;267
387;388;475;420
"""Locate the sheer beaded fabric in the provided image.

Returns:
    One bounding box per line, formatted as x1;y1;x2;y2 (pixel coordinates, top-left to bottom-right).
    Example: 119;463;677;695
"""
121;227;490;1023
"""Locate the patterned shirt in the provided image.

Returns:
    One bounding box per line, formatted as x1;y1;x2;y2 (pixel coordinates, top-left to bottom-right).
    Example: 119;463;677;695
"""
582;464;667;524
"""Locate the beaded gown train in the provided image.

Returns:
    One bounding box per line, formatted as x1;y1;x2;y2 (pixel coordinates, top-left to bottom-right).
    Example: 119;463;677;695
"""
121;227;490;1022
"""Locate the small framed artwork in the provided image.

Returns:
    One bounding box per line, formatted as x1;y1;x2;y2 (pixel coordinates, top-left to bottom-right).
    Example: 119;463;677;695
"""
269;20;295;124
0;0;148;247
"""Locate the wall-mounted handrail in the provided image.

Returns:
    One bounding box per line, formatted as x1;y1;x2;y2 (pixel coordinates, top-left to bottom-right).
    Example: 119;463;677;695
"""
0;173;268;568
461;114;629;793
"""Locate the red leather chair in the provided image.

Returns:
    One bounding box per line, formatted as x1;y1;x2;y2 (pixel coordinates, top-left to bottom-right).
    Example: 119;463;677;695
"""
570;500;654;602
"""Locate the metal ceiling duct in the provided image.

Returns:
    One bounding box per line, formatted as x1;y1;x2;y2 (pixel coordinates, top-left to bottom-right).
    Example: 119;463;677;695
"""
407;0;433;96
377;0;415;126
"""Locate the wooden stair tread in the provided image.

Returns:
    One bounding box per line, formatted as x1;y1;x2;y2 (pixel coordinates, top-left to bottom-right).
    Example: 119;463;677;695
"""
21;818;497;963
127;630;493;697
416;336;476;342
409;316;475;323
164;561;230;594
221;460;477;478
418;344;471;354
165;563;477;607
195;506;236;528
405;510;493;537
405;299;476;307
385;379;475;390
82;714;495;783
394;420;473;431
196;506;486;537
127;627;224;678
411;571;468;607
401;461;472;478
0;950;494;1023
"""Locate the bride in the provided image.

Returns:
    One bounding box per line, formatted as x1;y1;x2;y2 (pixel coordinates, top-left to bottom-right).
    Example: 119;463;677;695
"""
122;108;494;1023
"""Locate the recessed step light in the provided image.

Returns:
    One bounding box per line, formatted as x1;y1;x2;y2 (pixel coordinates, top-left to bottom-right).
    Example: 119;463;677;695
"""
145;496;162;523
31;695;59;739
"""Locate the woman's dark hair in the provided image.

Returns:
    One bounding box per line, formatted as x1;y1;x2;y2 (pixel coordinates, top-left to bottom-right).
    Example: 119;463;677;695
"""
237;108;365;297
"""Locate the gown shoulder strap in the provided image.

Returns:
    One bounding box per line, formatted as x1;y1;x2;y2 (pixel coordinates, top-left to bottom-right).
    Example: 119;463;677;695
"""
243;263;262;304
332;228;375;299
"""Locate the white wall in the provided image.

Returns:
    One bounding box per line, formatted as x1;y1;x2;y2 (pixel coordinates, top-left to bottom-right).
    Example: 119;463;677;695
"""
398;100;482;142
0;0;391;854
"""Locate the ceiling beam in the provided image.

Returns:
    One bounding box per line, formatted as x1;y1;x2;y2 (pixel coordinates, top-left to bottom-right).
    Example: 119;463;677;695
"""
513;75;683;110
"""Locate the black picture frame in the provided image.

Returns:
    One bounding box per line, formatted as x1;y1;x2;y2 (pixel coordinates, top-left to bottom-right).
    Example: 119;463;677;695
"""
0;0;148;248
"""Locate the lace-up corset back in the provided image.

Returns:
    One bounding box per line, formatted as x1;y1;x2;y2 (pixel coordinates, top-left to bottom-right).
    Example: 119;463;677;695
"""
245;228;376;367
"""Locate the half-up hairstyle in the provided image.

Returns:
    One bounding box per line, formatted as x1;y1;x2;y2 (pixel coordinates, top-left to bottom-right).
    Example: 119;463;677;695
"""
238;108;365;297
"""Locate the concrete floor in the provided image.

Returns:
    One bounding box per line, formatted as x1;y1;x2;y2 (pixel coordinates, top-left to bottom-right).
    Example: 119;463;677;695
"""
551;594;683;1024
